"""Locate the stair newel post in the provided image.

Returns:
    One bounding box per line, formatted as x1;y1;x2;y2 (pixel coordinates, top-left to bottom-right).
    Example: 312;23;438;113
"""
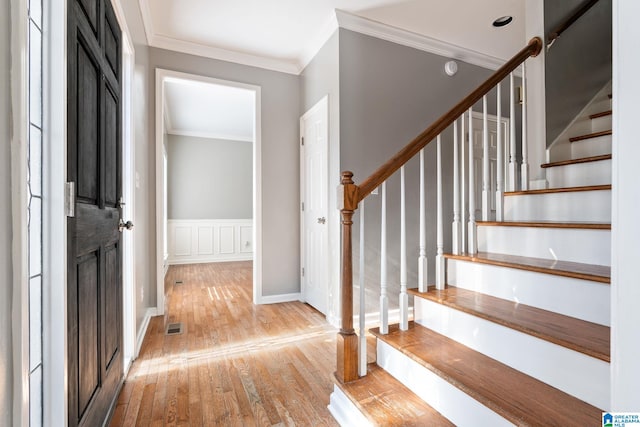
337;171;360;383
482;95;490;221
521;62;529;191
379;181;388;335
436;135;445;289
509;72;518;192
418;149;427;291
468;108;478;254
461;112;467;254
358;201;367;377
452;120;461;255
399;166;409;331
496;81;504;221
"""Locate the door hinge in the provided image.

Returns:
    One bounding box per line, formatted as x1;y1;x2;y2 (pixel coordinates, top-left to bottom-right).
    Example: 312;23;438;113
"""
301;202;305;211
65;182;75;217
302;267;305;277
301;137;304;146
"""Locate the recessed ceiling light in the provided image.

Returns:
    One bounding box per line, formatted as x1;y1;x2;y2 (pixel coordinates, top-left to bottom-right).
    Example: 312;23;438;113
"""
492;16;513;27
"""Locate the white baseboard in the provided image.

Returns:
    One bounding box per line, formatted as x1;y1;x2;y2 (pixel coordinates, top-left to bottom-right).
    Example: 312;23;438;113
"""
168;255;253;265
256;292;302;305
135;307;158;358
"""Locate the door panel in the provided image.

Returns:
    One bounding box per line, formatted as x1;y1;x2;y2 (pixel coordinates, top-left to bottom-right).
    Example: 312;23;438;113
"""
68;0;123;425
301;97;329;315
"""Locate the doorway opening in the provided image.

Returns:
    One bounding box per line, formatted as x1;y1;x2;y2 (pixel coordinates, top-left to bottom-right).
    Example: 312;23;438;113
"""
155;69;262;315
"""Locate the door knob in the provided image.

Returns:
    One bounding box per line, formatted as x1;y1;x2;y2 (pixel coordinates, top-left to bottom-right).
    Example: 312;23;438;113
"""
317;217;326;224
118;219;134;232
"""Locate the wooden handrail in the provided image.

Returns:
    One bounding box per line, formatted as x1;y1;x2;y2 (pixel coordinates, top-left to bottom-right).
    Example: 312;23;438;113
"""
335;36;542;385
546;0;601;49
357;37;543;201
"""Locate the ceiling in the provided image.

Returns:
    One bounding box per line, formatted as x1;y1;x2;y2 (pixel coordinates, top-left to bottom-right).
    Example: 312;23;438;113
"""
139;0;526;74
164;78;255;142
149;0;526;140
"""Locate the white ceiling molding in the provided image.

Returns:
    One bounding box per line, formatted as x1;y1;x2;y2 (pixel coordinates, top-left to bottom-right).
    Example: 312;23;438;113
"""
166;129;253;143
138;0;299;74
299;12;340;73
334;9;507;71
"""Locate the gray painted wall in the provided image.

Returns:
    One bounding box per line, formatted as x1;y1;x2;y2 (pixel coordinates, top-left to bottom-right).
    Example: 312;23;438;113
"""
149;47;301;297
545;0;612;145
1;0;13;420
167;135;253;219
132;43;156;328
338;29;505;310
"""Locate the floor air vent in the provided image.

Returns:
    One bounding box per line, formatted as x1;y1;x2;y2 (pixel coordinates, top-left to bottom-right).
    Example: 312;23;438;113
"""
166;322;183;335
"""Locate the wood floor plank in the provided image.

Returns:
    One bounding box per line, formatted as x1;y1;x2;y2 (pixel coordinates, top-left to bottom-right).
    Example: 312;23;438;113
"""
109;261;338;427
372;323;602;425
409;286;610;361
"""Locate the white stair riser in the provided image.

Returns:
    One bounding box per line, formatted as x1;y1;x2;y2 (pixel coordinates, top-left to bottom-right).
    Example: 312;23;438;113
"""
545;159;611;188
504;190;611;222
478;226;611;266
377;340;513;427
571;135;611;158
590;115;612;133
328;386;373;427
447;259;610;326
414;298;610;409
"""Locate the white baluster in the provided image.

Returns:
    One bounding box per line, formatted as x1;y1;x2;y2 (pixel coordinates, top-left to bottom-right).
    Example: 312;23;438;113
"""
379;182;388;335
461;112;466;254
436;135;445;289
399;166;408;331
496;81;504;221
359;202;366;376
468;108;477;254
509;72;518;192
482;95;490;221
418;149;427;292
452;120;461;255
521;63;529;191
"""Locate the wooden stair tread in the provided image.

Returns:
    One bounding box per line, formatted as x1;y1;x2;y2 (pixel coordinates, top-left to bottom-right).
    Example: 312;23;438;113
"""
505;184;611;196
569;129;612;142
444;252;610;284
541;154;611;168
334;364;454;426
408;287;610;362
371;323;602;425
477;220;611;230
589;110;612;119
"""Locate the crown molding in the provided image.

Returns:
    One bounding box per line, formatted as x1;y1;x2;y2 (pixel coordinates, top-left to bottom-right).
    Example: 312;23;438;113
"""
167;129;253;143
334;9;507;71
299;12;340;72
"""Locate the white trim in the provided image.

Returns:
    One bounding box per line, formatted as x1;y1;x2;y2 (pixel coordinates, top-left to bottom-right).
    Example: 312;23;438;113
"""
328;385;373;427
256;293;303;305
135;308;157;358
136;4;511;76
10;0;30;424
334;9;508;72
155;69;263;314
43;0;68;424
166;128;253;143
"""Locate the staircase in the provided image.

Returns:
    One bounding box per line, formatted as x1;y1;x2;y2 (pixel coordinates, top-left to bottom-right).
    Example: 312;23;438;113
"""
329;85;612;425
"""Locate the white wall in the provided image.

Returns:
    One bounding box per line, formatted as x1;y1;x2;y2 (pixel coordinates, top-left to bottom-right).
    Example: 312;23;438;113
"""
167;135;252;220
149;47;301;298
0;0;14;420
611;0;640;410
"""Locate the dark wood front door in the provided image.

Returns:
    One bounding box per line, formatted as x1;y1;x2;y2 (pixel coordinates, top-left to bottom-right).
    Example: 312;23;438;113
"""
67;0;123;425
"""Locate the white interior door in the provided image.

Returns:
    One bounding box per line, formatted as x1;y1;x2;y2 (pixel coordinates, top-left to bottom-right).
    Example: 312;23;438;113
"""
471;115;509;220
300;96;329;314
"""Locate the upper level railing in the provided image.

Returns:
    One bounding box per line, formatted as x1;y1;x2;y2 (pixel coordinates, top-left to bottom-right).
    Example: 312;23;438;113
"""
546;0;601;49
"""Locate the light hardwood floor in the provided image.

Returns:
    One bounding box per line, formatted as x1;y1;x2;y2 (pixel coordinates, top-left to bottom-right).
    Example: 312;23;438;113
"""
109;261;339;426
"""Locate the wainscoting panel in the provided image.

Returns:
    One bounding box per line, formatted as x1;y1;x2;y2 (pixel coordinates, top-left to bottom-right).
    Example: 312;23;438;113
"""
168;219;253;264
